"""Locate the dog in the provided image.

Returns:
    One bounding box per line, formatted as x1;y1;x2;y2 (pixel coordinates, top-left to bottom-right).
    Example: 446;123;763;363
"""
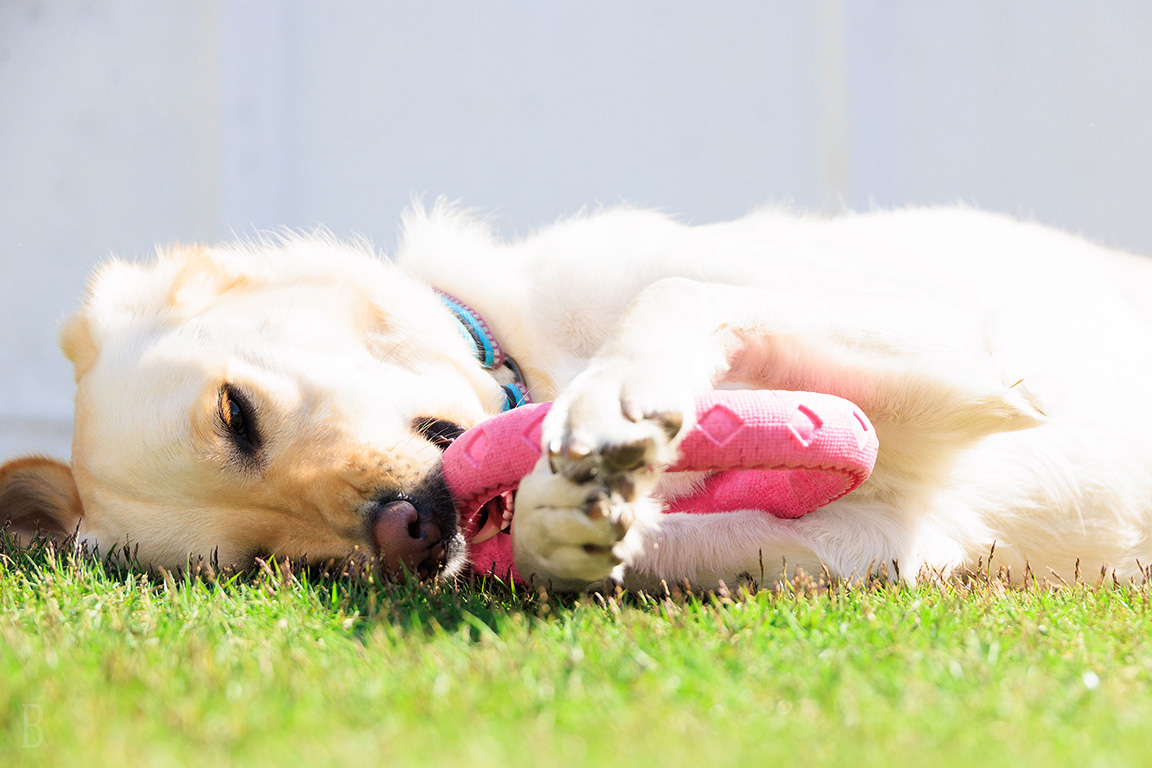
2;203;1151;590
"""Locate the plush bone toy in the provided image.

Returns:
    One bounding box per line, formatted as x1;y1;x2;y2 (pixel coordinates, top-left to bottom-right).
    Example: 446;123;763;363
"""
442;390;879;582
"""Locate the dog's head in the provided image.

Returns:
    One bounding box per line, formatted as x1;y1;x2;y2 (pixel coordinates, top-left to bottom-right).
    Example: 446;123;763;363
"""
0;235;511;576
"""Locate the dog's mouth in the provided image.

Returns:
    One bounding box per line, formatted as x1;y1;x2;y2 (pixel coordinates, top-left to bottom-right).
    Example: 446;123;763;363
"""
465;490;516;545
368;468;466;579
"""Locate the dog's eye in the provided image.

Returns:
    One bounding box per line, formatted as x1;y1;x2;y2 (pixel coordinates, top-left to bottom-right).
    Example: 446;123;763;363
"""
414;418;465;451
220;386;259;452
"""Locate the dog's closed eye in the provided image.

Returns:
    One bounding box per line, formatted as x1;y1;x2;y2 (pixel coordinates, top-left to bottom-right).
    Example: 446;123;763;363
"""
413;418;464;451
219;385;260;455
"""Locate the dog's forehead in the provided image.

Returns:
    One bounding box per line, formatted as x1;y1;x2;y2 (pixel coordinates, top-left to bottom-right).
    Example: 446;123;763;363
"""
71;300;492;476
184;278;380;341
70;325;228;489
67;238;506;509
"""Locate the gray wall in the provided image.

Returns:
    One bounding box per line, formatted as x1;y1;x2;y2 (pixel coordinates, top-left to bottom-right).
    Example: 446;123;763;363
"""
3;1;1151;458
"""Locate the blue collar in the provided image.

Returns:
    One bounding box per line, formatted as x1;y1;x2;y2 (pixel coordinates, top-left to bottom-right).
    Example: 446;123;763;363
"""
435;290;531;412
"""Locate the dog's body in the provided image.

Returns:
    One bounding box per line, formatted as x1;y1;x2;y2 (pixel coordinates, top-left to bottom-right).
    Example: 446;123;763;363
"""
3;204;1151;589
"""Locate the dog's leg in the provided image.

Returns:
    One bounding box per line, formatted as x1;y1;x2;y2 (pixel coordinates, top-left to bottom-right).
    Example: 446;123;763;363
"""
513;278;1044;589
513;279;713;589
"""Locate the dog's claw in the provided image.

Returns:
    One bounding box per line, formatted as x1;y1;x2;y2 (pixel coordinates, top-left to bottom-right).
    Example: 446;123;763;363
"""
547;438;563;474
650;410;684;441
586;496;609;520
547;436;596;475
565;437;593;460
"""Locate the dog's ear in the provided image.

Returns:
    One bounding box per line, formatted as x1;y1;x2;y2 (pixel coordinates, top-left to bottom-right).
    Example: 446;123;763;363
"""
59;248;223;381
0;457;83;543
59;257;156;381
165;250;246;318
59;309;99;382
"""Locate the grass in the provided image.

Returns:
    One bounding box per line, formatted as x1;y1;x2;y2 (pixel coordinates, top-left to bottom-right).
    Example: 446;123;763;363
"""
3;537;1152;768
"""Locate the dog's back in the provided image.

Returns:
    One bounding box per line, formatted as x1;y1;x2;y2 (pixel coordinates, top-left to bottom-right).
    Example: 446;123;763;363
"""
404;205;1152;583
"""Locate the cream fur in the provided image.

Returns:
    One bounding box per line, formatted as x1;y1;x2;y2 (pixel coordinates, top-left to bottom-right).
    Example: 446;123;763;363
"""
1;203;1150;590
403;204;1152;588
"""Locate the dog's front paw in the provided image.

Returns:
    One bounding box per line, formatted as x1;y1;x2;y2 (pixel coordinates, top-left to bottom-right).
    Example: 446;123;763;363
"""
510;366;690;589
543;364;692;499
512;456;657;590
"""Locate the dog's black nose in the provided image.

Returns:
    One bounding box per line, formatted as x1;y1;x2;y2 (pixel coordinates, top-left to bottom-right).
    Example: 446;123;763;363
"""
372;499;444;576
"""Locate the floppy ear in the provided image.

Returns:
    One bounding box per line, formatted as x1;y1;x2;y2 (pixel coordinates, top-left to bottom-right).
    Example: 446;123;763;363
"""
59;310;99;382
59;257;158;381
0;457;83;543
58;250;211;381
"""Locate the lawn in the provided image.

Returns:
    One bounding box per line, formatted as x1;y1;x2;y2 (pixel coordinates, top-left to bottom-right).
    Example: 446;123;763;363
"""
2;537;1150;767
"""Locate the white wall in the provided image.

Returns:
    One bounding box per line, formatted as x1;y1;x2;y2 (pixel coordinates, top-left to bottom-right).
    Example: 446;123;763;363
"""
2;1;1151;459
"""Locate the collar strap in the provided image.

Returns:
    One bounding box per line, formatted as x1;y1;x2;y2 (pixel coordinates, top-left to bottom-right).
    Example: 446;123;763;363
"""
436;289;503;369
436;289;532;411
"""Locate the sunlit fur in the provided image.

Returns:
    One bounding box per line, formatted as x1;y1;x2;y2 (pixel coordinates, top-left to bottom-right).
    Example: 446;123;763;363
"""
2;203;1151;589
13;234;510;570
404;203;1152;588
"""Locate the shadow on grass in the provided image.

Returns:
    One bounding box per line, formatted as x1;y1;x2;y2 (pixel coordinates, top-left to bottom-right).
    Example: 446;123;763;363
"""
4;524;1151;642
0;525;561;639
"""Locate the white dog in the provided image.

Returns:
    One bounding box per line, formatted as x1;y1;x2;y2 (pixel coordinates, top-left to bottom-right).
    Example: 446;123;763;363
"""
2;204;1151;590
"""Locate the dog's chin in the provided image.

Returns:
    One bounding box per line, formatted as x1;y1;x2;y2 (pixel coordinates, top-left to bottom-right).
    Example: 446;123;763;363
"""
437;530;469;579
395;525;467;581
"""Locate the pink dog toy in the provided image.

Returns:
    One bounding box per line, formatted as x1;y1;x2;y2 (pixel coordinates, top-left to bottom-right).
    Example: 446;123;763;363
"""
443;390;879;581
